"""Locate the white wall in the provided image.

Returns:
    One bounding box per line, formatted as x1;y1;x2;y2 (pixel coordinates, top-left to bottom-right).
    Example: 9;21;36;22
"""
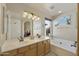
7;11;22;40
53;11;77;41
11;18;21;39
0;4;7;47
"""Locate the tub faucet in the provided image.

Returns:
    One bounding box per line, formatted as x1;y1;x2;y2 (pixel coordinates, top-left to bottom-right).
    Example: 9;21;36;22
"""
71;41;77;47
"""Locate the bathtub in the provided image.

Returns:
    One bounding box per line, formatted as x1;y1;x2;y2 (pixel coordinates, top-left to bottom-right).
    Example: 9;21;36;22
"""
50;38;77;54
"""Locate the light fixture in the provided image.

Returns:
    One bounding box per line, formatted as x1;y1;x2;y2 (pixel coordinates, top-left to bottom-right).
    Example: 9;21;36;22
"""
58;11;62;14
32;15;37;20
22;11;40;20
23;11;28;18
37;17;40;20
24;12;28;15
34;17;40;21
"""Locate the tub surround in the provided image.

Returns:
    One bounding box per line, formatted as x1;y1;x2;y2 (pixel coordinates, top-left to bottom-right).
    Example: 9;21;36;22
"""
0;38;50;56
50;38;77;55
51;45;76;56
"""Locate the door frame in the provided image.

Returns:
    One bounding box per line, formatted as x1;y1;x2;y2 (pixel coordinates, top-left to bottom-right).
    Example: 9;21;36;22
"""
77;3;79;56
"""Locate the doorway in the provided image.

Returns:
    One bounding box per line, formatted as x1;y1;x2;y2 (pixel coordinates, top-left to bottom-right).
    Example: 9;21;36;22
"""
45;19;52;38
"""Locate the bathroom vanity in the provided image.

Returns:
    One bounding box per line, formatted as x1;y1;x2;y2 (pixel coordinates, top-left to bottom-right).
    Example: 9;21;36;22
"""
0;39;50;56
0;4;50;56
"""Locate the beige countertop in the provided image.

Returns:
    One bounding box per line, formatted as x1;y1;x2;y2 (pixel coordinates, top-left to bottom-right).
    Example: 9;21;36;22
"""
1;37;49;52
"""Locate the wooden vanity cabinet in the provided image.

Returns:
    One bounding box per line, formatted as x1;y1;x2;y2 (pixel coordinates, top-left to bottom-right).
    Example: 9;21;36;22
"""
17;43;37;56
17;46;30;56
1;39;50;56
44;40;50;55
37;41;45;56
3;49;18;56
24;44;37;56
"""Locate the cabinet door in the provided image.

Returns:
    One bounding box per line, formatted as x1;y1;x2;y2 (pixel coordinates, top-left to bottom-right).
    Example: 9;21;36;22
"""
44;40;50;54
18;46;29;53
25;48;37;56
25;44;37;56
37;41;45;56
3;49;17;56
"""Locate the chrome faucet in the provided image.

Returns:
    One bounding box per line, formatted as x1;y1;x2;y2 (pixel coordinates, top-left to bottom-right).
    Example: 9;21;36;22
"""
17;36;24;42
71;41;77;47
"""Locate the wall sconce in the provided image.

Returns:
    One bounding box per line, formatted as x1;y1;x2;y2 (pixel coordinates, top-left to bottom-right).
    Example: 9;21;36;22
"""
27;13;33;19
23;11;40;21
32;15;37;20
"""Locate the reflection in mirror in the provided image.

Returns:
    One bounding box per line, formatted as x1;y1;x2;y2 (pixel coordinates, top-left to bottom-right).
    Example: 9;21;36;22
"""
33;19;42;38
24;21;31;37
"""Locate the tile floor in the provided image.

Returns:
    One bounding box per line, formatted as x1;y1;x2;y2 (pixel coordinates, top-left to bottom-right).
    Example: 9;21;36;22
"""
46;51;58;56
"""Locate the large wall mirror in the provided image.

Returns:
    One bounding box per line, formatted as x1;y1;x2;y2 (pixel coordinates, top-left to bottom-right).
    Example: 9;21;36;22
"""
2;9;44;41
33;19;42;38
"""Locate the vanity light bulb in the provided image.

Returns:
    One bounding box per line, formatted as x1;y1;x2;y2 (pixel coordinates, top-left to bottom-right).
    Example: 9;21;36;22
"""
32;16;37;20
23;12;28;18
28;14;33;19
58;11;62;14
37;17;40;20
24;12;28;15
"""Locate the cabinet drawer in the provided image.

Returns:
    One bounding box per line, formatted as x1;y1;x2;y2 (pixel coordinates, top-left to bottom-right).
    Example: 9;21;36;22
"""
18;46;29;53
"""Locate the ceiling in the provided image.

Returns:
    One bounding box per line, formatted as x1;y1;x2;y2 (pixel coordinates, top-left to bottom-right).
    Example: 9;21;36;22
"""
6;3;77;19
